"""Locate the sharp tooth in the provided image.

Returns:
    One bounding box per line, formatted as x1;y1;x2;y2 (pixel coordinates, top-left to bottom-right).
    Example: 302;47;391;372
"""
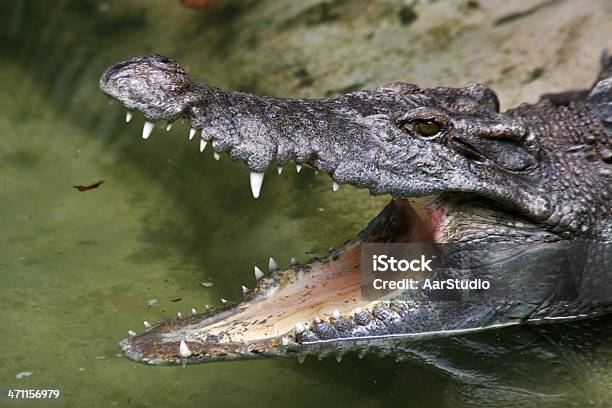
205;304;210;310
177;312;183;319
191;308;198;316
179;340;192;358
221;298;228;304
297;353;307;364
332;310;341;319
254;266;264;281
125;111;133;123
290;257;298;265
199;139;207;152
295;323;306;334
314;170;319;175
189;128;196;140
282;337;290;346
314;316;321;323
335;353;343;363
268;257;279;272
142;121;155;139
332;181;340;192
241;285;249;294
277;166;283;175
357;349;366;359
213;152;220;160
249;171;264;199
296;164;302;173
166;122;173;131
143;321;151;329
128;330;137;337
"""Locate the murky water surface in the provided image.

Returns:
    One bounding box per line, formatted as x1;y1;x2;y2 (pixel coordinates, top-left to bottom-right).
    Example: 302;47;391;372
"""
1;1;610;407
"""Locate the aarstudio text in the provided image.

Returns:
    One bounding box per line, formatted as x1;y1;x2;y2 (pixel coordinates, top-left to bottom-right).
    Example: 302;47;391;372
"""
373;278;491;290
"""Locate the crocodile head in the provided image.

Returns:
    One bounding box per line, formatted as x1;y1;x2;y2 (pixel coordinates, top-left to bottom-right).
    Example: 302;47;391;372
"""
100;55;611;365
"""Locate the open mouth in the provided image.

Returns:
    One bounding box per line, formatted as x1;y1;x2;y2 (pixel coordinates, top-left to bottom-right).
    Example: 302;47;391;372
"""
99;57;458;364
120;164;444;364
99;55;553;365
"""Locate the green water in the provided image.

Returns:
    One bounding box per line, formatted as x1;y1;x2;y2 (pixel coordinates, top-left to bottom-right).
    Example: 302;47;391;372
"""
0;1;610;407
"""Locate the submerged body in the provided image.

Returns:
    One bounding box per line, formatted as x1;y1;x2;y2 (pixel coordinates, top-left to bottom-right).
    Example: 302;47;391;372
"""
99;53;611;365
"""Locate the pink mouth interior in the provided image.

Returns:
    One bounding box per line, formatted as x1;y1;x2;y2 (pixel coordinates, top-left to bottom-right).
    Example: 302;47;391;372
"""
186;199;441;344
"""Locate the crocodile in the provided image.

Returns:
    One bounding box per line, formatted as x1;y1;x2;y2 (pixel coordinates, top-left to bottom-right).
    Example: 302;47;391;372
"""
99;53;612;365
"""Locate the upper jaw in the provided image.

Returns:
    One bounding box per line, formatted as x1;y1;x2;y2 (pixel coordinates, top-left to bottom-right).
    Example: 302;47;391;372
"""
108;102;394;198
102;92;451;201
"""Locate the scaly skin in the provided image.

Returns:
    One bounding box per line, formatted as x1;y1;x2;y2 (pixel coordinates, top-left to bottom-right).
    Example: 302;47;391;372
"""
99;54;611;365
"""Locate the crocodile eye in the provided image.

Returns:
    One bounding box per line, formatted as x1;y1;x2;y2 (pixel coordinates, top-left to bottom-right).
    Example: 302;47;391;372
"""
415;120;441;137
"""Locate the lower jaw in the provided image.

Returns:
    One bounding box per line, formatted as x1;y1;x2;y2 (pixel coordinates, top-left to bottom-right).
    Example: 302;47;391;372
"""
120;197;450;364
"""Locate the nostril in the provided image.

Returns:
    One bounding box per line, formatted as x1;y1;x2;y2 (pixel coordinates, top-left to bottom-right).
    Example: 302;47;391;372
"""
101;60;133;83
100;69;119;87
100;70;112;85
